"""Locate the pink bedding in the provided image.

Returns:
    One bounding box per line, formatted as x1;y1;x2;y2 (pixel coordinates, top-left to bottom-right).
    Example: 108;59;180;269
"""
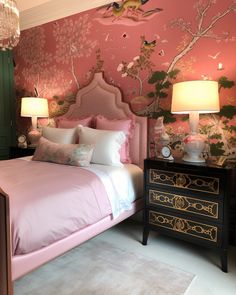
0;159;112;255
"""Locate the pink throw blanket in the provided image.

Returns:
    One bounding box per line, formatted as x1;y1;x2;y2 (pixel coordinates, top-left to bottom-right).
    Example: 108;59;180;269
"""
0;159;112;255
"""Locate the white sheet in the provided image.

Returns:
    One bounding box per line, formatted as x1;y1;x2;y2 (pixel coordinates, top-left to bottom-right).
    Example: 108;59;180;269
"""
83;163;143;218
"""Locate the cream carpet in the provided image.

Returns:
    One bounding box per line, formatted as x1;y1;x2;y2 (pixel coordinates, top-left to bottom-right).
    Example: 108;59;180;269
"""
14;239;195;295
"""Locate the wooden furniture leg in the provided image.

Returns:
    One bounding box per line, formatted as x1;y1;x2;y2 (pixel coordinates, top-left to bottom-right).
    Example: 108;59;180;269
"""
0;190;13;295
142;226;149;245
221;248;228;273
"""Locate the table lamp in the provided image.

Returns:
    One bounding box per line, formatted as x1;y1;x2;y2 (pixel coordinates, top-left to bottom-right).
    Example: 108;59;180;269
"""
21;97;49;147
171;80;219;162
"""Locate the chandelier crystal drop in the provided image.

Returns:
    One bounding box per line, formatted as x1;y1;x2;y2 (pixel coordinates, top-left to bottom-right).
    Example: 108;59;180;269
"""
0;0;20;50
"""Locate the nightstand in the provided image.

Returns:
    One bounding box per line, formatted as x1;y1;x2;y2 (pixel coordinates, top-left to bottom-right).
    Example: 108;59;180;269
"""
142;158;235;272
9;146;36;159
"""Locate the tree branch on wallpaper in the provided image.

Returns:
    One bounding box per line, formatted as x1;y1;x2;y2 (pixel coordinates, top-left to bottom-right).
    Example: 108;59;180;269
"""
117;35;155;95
53;16;98;91
131;0;236;118
168;0;235;73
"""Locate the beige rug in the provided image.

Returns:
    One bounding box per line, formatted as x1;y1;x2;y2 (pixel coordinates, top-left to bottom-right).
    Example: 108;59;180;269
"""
14;239;195;295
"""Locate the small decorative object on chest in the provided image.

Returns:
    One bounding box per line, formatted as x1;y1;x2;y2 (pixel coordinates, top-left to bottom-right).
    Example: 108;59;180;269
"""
160;145;173;161
17;135;27;148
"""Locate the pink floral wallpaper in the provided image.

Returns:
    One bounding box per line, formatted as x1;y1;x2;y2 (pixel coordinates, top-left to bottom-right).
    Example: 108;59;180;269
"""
14;0;236;160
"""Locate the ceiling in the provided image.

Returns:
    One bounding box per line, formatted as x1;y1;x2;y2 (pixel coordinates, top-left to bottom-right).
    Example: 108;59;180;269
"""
17;0;113;30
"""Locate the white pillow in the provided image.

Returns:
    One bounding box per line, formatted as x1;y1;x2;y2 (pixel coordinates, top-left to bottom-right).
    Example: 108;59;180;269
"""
42;126;77;144
77;125;126;167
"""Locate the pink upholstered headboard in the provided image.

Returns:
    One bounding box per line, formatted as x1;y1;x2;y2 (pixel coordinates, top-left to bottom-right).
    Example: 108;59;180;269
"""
59;72;147;168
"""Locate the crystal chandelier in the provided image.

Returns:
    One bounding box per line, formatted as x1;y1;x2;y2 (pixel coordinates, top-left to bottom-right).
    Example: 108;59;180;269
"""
0;0;20;50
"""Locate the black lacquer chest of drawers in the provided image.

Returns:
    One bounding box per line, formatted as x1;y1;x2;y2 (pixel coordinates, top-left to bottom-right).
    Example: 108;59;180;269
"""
142;158;235;272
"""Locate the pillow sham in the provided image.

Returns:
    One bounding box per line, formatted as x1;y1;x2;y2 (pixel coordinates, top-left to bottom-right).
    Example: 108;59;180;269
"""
32;137;94;167
77;125;126;167
96;115;134;163
56;116;93;128
42;126;77;144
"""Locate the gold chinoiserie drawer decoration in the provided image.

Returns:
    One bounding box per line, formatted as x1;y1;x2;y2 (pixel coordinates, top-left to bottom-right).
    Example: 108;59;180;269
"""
149;169;220;195
149;211;218;243
149;190;219;219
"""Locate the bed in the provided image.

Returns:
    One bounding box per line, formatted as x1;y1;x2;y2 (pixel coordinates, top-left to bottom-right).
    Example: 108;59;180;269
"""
0;72;147;295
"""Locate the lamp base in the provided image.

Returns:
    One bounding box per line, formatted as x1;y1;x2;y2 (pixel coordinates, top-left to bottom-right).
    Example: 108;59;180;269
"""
183;133;206;163
28;129;41;147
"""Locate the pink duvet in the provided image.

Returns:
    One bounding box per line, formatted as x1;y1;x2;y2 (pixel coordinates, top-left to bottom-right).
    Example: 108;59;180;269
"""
0;159;112;255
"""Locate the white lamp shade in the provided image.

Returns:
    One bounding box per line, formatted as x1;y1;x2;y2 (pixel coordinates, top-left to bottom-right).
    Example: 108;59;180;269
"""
171;80;220;114
21;97;49;117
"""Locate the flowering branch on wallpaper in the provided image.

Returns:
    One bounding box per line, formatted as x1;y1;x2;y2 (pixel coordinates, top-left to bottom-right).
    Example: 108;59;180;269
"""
117;35;155;96
138;0;236;118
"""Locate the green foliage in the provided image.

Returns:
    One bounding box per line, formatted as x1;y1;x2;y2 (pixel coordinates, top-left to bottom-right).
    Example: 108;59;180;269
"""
147;68;180;122
148;92;155;98
218;76;235;90
210;142;225;156
219;105;236;119
151;109;176;123
181;115;189;122
209;133;222;140
147;69;180;101
148;71;167;83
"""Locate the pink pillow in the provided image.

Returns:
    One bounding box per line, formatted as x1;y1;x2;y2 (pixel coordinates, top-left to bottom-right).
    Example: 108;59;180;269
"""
95;115;134;163
32;137;94;167
56;116;93;128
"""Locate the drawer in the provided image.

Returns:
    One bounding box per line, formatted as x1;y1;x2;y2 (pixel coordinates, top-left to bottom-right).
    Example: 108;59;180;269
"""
149;169;220;195
149;210;220;244
148;189;221;220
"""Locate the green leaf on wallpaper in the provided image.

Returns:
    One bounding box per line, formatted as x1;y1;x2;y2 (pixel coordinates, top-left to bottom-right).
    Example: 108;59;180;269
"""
168;69;180;79
181;115;188;121
148;71;167;83
162;81;172;89
151;109;176;123
209;133;222;140
57;100;64;105
229;125;236;132
219;105;236;119
210;142;225;156
218;76;235;89
159;91;168;98
148;92;155;97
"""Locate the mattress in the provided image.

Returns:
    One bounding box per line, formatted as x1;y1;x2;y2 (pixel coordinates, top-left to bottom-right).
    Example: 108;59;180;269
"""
0;158;143;255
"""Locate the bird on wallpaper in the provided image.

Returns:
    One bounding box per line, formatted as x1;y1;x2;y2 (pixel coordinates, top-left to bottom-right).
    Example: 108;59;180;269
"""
208;52;221;59
109;0;150;18
143;40;156;48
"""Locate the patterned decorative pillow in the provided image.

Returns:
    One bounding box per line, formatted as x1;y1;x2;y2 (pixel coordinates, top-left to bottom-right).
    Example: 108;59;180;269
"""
95;115;134;163
56;116;93;128
32;137;94;167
